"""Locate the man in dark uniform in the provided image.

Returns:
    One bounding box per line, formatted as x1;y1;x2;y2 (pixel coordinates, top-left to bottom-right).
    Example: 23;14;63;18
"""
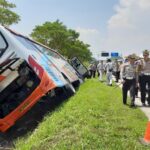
138;50;150;106
134;55;141;98
120;54;138;107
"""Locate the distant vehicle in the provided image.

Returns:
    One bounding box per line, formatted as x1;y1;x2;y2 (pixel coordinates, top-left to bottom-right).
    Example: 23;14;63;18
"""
70;57;89;79
0;25;80;132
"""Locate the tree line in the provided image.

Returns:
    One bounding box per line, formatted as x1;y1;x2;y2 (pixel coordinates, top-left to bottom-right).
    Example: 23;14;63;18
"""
0;0;92;62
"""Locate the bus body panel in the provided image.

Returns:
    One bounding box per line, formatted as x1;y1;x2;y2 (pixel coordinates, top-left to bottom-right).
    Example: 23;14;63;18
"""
0;70;56;132
0;26;67;87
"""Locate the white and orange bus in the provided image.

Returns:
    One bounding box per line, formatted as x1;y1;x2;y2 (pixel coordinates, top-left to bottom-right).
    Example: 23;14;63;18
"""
0;25;80;132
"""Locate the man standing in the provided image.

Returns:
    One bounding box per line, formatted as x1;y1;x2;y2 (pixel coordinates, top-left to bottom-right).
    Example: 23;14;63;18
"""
105;59;113;86
97;60;104;81
138;50;150;106
91;63;97;78
88;63;93;78
113;59;120;82
120;54;138;107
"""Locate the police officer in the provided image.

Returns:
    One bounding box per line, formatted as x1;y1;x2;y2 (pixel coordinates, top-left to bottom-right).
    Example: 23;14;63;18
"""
91;63;97;78
120;54;138;107
113;59;120;82
105;59;113;86
97;60;105;81
134;55;141;98
138;50;150;106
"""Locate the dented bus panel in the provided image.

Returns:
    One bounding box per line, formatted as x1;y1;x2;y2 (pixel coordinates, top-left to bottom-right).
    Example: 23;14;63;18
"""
0;26;79;132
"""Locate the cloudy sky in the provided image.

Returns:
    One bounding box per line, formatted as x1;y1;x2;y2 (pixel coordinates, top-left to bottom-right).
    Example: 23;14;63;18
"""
10;0;150;58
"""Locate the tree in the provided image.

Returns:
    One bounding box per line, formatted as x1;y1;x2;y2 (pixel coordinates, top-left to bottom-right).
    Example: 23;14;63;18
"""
66;40;92;62
0;0;20;26
31;20;92;62
31;20;68;50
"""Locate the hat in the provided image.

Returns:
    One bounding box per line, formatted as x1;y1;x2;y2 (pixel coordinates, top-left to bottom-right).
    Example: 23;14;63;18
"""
128;54;136;59
132;53;141;60
143;50;149;55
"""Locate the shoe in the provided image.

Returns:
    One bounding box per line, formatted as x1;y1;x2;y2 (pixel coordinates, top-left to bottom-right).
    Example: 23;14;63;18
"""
130;103;135;108
123;102;127;105
142;103;146;106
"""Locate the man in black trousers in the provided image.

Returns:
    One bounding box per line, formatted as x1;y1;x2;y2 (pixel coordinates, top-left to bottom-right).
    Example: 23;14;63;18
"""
120;54;138;107
138;50;150;106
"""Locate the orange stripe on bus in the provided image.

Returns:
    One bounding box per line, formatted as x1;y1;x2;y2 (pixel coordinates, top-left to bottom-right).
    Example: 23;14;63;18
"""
0;75;5;81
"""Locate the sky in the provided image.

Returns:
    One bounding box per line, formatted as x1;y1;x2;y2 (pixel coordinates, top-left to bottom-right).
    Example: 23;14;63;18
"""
9;0;150;58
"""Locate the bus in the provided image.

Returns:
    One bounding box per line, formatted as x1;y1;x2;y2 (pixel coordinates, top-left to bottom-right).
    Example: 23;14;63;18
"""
0;25;80;132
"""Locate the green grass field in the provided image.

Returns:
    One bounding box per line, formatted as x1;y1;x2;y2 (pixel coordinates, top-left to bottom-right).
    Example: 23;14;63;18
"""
14;78;149;150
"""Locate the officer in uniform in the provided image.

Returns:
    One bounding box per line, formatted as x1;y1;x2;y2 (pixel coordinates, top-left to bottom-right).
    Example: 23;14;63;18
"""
97;60;105;81
138;50;150;106
113;59;120;82
105;59;113;86
120;54;138;107
134;55;141;98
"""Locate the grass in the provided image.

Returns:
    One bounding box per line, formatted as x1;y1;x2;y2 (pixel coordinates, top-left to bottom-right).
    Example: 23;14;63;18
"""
14;78;149;150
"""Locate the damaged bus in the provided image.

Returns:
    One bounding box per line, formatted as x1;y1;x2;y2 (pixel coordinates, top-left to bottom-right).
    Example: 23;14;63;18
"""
0;26;80;132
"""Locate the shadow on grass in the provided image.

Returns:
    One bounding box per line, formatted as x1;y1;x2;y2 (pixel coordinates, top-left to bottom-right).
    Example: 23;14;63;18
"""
0;87;78;148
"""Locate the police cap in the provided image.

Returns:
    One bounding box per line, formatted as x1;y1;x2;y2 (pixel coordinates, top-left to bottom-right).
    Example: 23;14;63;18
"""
143;50;149;55
128;54;136;59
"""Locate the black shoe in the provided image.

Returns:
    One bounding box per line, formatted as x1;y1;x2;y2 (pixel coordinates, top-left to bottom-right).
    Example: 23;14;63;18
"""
130;103;135;108
123;102;127;105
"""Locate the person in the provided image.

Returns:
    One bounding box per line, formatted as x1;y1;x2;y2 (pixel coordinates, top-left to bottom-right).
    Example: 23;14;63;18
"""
91;63;97;78
88;63;97;78
120;54;138;107
113;59;120;82
137;50;150;106
88;63;93;78
105;59;113;86
134;55;141;98
97;60;105;81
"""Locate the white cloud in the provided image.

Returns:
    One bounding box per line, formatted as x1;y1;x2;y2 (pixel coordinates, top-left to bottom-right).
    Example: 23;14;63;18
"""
76;27;99;35
76;0;150;59
105;0;150;56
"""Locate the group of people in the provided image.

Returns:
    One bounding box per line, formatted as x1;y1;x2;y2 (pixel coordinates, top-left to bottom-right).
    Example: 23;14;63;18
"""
89;58;122;86
120;50;150;108
88;49;150;108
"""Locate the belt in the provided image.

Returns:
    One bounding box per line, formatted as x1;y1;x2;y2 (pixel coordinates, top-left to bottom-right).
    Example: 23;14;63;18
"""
143;73;150;76
125;77;134;80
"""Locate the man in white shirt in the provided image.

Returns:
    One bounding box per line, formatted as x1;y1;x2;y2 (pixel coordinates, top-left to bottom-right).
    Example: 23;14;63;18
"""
97;60;104;81
120;54;138;107
105;59;113;86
